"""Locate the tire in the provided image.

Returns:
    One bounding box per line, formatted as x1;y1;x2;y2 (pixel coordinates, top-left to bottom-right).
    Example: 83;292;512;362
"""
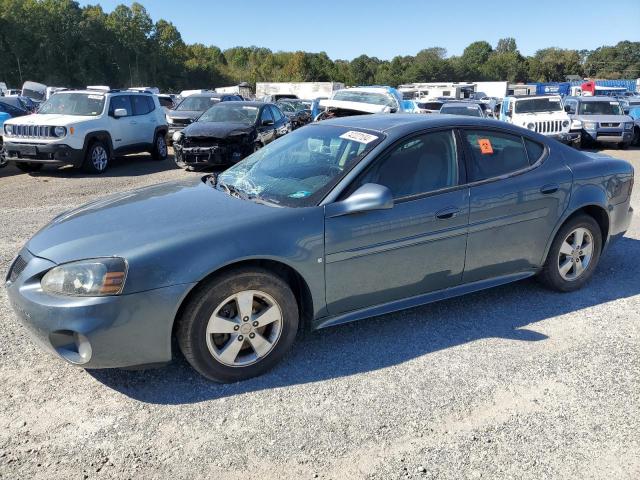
82;140;110;174
633;127;640;146
16;162;43;172
618;142;629;150
151;132;168;161
538;214;602;292
176;267;299;383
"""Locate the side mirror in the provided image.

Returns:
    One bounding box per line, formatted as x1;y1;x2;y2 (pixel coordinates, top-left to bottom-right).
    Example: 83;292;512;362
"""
262;119;274;126
326;183;394;218
113;108;127;118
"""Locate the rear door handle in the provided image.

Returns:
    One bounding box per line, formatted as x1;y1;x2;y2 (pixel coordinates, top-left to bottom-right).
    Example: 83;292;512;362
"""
435;207;460;220
540;183;559;194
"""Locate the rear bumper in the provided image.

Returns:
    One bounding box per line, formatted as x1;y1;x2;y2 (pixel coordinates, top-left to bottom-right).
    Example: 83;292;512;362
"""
3;141;84;167
5;249;195;369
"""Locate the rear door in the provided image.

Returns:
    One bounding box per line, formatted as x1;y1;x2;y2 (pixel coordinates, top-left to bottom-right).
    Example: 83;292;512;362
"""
324;129;470;314
460;128;572;283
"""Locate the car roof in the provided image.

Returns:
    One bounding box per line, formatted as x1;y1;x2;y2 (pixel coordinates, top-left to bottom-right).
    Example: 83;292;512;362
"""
214;101;264;107
317;113;513;135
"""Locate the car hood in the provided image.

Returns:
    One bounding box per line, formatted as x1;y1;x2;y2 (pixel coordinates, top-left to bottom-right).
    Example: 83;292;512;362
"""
576;114;631;123
5;114;96;125
167;110;202;120
184;121;255;138
26;177;279;265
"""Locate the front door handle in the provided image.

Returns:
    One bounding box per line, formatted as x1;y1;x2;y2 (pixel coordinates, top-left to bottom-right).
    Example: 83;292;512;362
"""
540;183;559;194
435;207;460;220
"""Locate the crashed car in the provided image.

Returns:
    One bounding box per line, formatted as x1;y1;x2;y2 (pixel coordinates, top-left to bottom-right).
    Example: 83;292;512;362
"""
173;101;290;169
166;92;243;144
317;86;410;120
276;100;312;129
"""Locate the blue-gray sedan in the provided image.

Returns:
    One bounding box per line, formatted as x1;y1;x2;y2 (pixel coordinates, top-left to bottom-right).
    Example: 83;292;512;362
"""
5;115;635;382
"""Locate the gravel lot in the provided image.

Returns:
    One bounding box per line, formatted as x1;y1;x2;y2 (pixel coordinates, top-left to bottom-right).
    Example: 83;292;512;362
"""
0;147;639;480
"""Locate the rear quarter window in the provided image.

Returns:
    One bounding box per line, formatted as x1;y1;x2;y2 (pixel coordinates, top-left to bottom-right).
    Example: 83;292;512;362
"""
524;138;545;163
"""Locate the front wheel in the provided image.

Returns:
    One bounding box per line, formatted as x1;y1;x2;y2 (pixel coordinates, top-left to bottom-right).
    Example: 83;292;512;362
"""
82;141;110;174
176;268;299;383
538;215;602;292
151;133;168;161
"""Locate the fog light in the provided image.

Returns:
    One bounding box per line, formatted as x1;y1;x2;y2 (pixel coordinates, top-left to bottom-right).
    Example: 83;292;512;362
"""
49;330;92;364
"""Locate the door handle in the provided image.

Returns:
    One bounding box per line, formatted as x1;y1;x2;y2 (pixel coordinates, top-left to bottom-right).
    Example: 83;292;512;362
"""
540;183;559;194
435;207;460;220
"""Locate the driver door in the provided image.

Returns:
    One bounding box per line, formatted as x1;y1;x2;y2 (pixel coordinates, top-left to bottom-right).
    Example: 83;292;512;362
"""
107;95;137;150
324;129;470;315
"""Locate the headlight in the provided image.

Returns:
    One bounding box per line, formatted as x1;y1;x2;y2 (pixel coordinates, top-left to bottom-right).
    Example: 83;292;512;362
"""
4;124;13;135
571;120;583;129
562;120;569;128
41;258;127;296
583;121;596;129
624;122;633;131
53;126;67;138
172;131;184;143
526;122;535;130
166;115;174;124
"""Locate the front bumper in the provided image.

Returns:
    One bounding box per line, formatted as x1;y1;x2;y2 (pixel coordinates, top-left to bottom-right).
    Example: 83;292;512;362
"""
5;249;195;369
583;129;633;144
167;125;187;144
173;143;249;168
3;141;84;167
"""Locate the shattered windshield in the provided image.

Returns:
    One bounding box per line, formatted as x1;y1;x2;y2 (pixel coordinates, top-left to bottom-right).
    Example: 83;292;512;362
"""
198;104;259;124
38;93;105;116
333;90;397;108
579;101;623;115
514;97;563;114
176;96;220;111
216;125;384;207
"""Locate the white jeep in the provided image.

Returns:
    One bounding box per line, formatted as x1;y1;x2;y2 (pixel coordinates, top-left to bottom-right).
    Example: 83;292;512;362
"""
500;95;580;145
2;88;168;173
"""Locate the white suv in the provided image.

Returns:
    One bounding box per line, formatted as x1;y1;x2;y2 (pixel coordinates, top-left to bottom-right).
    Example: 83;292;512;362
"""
499;95;580;145
2;88;168;173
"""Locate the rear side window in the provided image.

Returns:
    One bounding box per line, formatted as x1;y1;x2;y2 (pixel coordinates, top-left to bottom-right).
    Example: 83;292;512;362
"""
145;96;156;112
109;95;132;116
131;95;151;115
271;106;285;121
260;107;274;123
524;138;545;163
462;130;529;181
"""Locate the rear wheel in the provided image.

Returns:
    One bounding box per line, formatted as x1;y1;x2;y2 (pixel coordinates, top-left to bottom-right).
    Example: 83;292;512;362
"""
82;141;110;174
16;162;43;173
151;133;168;161
633;127;640;146
176;267;299;382
538;215;602;292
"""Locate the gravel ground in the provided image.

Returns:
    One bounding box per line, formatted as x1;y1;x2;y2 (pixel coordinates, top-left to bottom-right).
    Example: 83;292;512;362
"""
0;148;639;480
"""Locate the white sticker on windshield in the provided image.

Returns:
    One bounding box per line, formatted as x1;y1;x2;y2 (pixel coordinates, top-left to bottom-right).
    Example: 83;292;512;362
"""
88;95;104;100
609;101;618;105
549;98;560;102
340;131;379;144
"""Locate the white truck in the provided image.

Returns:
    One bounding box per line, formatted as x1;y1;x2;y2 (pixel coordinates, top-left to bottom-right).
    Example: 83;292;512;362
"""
256;82;345;101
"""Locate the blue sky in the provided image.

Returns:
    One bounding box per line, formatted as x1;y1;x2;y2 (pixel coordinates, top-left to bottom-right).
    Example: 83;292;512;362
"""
84;0;640;60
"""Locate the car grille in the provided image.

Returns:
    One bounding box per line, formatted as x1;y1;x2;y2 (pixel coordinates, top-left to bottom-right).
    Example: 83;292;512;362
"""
172;118;192;126
10;125;55;139
7;255;27;282
599;122;620;128
534;120;562;134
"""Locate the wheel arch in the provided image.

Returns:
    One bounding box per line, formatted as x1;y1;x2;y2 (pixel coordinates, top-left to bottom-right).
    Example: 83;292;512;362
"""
83;130;114;156
171;258;314;339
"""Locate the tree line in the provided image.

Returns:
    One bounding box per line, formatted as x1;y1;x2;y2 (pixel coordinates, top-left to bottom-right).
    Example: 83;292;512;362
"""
1;1;639;92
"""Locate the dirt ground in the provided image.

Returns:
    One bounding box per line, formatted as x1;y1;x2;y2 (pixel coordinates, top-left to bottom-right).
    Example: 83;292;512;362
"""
0;147;639;479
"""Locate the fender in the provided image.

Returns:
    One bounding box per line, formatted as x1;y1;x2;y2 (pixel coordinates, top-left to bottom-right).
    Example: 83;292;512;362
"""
540;183;609;264
82;130;115;156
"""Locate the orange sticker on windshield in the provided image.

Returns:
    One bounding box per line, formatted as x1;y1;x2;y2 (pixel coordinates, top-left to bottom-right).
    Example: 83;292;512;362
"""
478;138;493;154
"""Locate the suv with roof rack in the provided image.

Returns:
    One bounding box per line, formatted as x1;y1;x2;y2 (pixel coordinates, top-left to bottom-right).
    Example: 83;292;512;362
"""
2;87;168;173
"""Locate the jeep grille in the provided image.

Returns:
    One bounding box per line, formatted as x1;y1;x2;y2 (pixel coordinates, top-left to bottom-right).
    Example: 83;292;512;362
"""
10;125;56;139
534;120;563;134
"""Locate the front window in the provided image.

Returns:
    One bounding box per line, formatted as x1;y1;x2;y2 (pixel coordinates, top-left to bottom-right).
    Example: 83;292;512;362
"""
176;96;220;111
216;125;384;207
38;93;105;116
198;104;259;124
440;105;482;117
333;90;398;109
514;97;563;114
579;101;623;115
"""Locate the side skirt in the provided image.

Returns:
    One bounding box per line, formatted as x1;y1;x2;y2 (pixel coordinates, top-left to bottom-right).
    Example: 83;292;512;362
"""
313;271;537;330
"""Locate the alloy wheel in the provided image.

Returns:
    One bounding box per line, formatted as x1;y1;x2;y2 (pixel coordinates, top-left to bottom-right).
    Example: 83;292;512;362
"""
157;136;167;157
557;227;594;281
91;145;108;171
205;290;283;367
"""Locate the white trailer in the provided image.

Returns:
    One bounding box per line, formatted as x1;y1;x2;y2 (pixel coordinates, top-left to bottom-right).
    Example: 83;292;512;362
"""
472;81;508;99
255;82;345;100
397;82;476;100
